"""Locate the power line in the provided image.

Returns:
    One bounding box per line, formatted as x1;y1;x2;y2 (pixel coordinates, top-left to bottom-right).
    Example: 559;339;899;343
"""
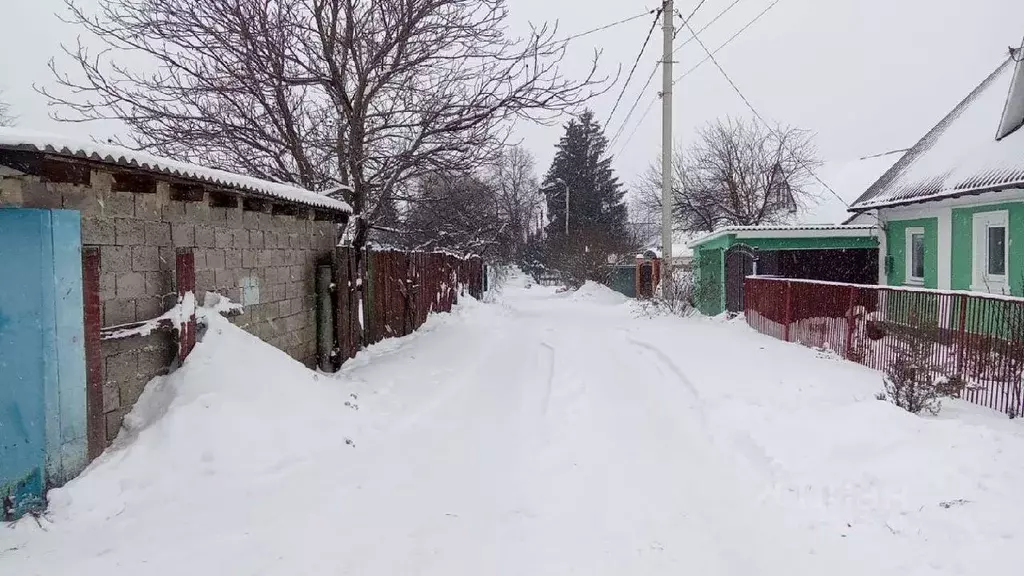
681;17;850;208
551;8;661;46
612;0;777;156
672;0;710;39
673;0;744;56
674;0;780;85
609;0;737;149
604;6;664;129
673;0;710;36
608;65;659;150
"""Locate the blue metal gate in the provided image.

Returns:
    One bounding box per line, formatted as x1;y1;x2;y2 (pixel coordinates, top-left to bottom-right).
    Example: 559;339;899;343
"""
0;208;87;520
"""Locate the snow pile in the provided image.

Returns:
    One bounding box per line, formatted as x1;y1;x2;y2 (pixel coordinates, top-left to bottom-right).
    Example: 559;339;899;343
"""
567;280;629;305
0;313;362;574
53;314;357;523
627;315;1024;574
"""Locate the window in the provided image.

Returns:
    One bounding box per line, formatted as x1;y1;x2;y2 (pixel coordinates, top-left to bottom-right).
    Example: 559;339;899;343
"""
905;227;925;284
972;211;1009;293
987;225;1006;276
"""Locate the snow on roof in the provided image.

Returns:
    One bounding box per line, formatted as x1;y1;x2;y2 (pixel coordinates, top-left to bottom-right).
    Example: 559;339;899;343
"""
687;224;878;248
0;128;352;214
850;51;1024;210
794;152;903;224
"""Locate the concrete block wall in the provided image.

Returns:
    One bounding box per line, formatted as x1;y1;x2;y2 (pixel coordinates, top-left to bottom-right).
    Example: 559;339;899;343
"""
3;170;338;444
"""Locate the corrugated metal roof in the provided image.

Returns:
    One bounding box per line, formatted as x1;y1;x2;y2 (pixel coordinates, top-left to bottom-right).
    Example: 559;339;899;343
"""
0;128;353;214
688;224;878;248
850;52;1024;210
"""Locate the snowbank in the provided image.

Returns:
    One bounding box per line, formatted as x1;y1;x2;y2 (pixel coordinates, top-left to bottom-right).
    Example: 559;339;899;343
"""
627;315;1024;574
566;281;629;305
43;314;359;526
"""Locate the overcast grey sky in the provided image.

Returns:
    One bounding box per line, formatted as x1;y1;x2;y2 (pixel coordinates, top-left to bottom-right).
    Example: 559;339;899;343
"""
3;0;1024;192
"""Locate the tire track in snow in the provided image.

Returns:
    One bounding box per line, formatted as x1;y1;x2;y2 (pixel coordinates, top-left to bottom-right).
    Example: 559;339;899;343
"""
625;336;713;433
626;335;783;483
625;337;700;398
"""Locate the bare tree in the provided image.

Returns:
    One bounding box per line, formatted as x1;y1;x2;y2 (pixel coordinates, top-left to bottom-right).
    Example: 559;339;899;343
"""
629;145;686;232
402;172;505;255
634;118;820;233
43;0;613;253
489;145;542;261
0;92;13;127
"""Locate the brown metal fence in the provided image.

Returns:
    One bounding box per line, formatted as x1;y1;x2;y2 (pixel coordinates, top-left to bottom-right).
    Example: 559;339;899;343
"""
745;276;1024;416
334;248;485;366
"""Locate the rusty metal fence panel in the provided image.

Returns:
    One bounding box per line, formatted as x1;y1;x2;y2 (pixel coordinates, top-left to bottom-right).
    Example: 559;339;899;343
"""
744;276;1024;416
333;249;485;366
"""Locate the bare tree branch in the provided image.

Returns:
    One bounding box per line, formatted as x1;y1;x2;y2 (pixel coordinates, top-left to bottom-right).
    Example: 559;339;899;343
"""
41;0;614;256
0;92;14;127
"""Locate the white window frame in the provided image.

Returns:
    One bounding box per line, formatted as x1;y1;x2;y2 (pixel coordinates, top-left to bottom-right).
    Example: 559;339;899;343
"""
972;210;1010;294
904;227;926;285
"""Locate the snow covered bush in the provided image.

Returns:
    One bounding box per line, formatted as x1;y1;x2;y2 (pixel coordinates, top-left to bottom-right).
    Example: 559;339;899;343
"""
635;268;695;317
882;335;943;415
880;326;964;416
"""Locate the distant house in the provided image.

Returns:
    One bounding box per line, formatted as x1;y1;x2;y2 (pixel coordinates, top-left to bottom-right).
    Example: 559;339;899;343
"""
644;230;697;269
848;47;1024;297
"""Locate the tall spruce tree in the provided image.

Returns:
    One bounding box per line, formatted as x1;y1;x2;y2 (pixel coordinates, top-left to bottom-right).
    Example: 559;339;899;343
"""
540;110;632;283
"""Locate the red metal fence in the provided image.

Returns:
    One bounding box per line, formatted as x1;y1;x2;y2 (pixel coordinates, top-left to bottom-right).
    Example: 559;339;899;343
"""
745;276;1024;416
334;249;485;365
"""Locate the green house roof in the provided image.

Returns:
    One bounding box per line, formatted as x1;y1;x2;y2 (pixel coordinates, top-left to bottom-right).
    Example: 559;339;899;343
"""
689;224;880;252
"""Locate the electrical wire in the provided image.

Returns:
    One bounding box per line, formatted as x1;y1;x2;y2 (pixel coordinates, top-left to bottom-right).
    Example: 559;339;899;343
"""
609;0;739;149
681;17;850;208
673;0;743;56
603;6;665;129
550;8;661;46
610;0;780;156
673;0;710;39
673;0;780;85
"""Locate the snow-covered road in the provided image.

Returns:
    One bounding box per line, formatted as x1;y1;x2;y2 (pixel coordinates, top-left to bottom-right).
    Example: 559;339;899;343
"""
3;279;1024;575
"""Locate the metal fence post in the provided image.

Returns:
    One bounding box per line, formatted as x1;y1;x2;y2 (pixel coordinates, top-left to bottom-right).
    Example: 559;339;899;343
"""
956;293;968;377
783;281;793;342
844;285;857;359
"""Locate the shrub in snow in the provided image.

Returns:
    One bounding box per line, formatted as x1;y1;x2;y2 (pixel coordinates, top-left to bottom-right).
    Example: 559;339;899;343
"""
882;336;944;415
935;374;967;399
635;269;696;318
880;327;964;416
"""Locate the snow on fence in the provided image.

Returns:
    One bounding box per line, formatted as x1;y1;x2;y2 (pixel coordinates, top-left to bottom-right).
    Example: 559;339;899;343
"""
744;276;1024;416
334;248;485;365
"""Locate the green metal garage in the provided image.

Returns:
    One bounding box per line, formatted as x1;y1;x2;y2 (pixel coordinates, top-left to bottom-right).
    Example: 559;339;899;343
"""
690;225;881;316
